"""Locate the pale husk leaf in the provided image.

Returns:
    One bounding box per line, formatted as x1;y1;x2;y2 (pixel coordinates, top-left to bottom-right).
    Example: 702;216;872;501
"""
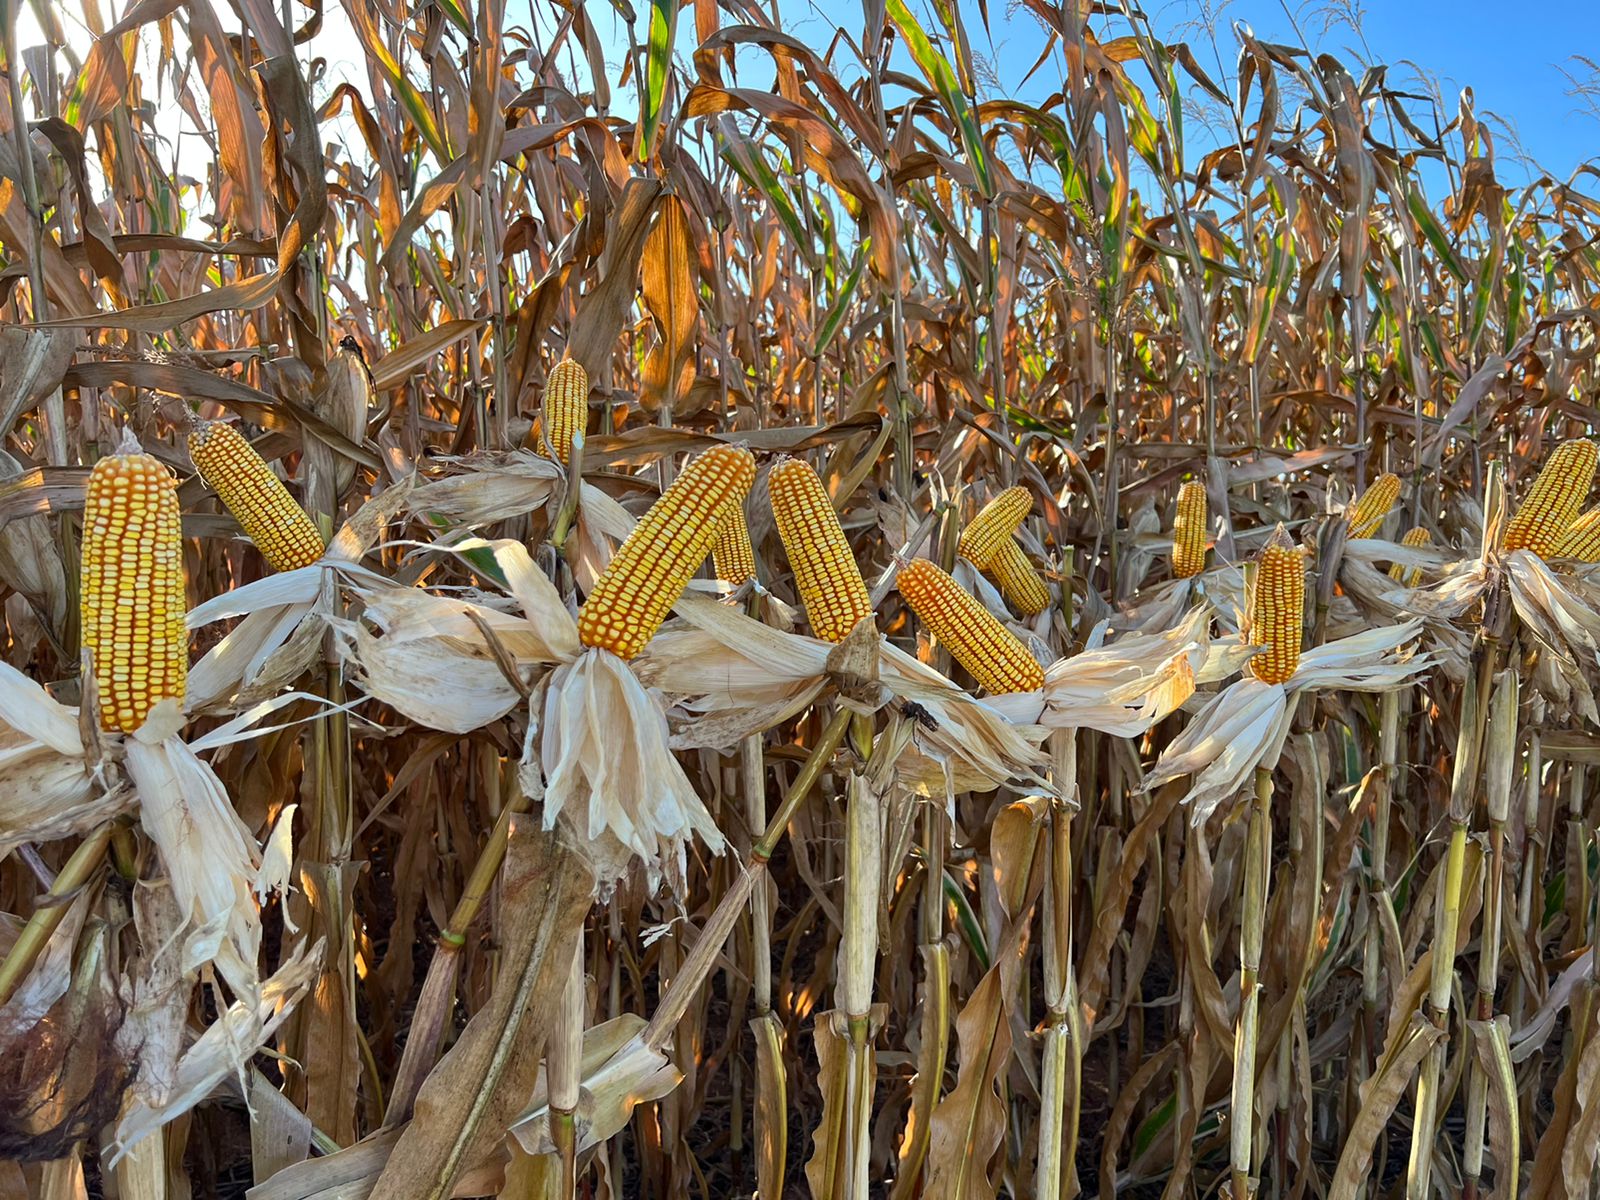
507;1016;682;1155
535;649;725;890
111;940;323;1160
124;737;263;997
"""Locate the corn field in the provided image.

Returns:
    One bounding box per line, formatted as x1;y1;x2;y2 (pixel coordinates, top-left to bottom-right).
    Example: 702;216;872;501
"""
1;0;1599;1196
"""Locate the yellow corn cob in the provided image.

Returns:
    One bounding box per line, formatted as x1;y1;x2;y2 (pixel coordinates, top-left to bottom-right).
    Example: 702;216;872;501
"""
711;502;757;586
897;558;1044;695
988;538;1051;616
80;442;187;733
767;457;873;643
578;444;756;659
1554;507;1600;562
542;358;588;464
1504;438;1598;557
187;422;326;573
959;486;1032;569
1172;480;1207;579
1388;526;1432;585
1247;525;1305;686
1347;472;1401;539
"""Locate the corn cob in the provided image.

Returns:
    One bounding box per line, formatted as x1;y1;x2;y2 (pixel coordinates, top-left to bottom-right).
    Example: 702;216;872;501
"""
1172;480;1207;579
711;502;757;586
1247;526;1305;686
1554;507;1600;562
542;358;587;465
988;538;1051;615
959;486;1032;569
1389;526;1432;585
1347;472;1401;539
896;558;1044;695
767;457;873;643
80;439;187;733
1504;438;1598;557
187;421;326;573
578;444;756;659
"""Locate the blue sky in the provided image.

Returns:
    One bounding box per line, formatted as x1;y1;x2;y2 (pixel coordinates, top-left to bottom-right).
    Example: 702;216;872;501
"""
593;0;1600;184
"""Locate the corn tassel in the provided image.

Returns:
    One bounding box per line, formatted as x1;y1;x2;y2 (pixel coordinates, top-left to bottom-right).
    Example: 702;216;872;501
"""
577;444;756;659
80;438;187;732
1347;472;1401;539
896;558;1043;695
712;502;757;586
1247;525;1305;686
542;358;587;465
1389;527;1432;585
958;486;1031;569
1553;506;1600;562
988;538;1050;615
767;457;873;643
1172;480;1207;579
1504;438;1597;557
188;421;326;572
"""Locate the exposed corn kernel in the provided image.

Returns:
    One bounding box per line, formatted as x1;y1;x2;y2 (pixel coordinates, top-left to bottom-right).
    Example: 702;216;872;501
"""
542;358;588;465
578;444;756;658
1247;525;1305;685
188;421;325;572
80;445;188;732
897;558;1044;695
768;457;873;643
959;486;1032;570
1172;480;1207;579
1348;472;1400;539
1504;438;1598;558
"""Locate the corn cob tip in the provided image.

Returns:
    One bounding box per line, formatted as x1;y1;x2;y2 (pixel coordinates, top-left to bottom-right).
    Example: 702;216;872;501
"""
577;443;756;659
80;446;188;733
1504;438;1599;558
767;456;873;642
988;537;1051;615
711;501;757;586
1389;525;1432;584
959;485;1033;570
542;358;590;465
896;557;1044;695
1347;472;1401;539
1172;480;1208;579
1247;524;1305;685
1553;505;1600;562
188;421;327;573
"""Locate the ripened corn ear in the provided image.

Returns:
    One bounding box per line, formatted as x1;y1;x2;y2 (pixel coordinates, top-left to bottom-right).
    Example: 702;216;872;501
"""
1247;525;1305;686
959;486;1032;569
1172;480;1207;579
988;538;1051;615
712;502;757;586
578;444;756;659
1554;506;1600;562
1504;438;1598;557
767;457;873;643
897;558;1044;695
1389;526;1431;585
543;358;587;465
80;440;187;733
1347;472;1400;539
188;421;326;573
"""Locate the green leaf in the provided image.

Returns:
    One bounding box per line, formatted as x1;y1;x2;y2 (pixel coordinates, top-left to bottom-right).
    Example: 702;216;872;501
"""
886;0;992;197
346;0;452;162
1407;190;1468;284
813;242;868;357
434;0;474;41
717;123;815;268
639;0;679;162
